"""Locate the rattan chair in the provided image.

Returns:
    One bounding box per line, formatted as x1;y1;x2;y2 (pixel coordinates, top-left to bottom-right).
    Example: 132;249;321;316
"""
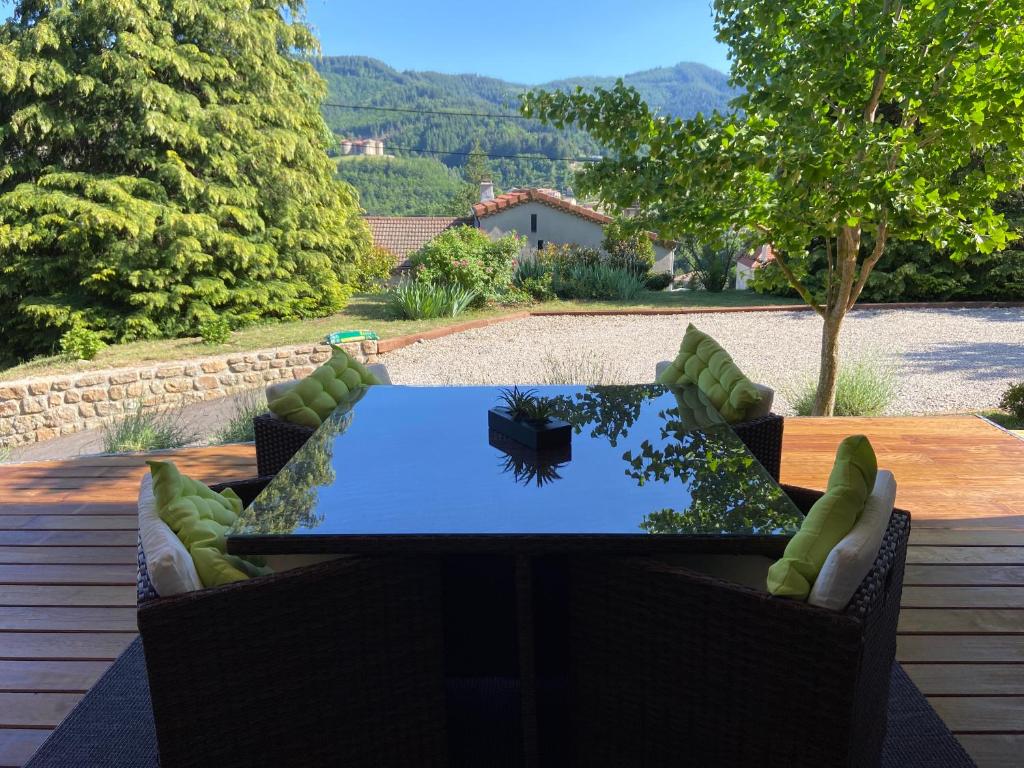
564;484;910;768
655;360;784;480
253;362;391;475
136;477;447;768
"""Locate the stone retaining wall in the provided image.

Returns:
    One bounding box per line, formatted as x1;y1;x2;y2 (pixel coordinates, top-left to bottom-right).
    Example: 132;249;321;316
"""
0;340;378;448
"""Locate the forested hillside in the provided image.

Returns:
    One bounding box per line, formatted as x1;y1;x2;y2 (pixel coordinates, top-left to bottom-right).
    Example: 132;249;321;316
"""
316;57;736;214
336;156;466;216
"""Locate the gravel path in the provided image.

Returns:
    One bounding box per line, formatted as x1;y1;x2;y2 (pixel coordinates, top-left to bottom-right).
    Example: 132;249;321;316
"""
384;307;1024;415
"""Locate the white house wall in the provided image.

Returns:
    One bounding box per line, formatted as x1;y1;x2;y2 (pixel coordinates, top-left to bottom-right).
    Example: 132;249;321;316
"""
477;202;673;274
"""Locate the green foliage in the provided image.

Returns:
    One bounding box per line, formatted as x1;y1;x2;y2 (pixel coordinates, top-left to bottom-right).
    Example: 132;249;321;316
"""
352;246;396;294
999;382;1024;423
409;226;520;305
0;0;371;366
791;362;896;417
497;386;556;423
102;407;196;453
335;155;464;216
681;233;748;292
602;219;656;277
447;141;495;216
523;0;1024;414
385;280;477;320
0;445;9;464
316;57;736;203
213;390;265;445
513;259;556;301
59;326;105;361
644;272;674;291
551;263;647;301
198;318;231;346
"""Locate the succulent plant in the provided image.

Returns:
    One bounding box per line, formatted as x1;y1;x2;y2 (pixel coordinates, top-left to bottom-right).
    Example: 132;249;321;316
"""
496;386;555;424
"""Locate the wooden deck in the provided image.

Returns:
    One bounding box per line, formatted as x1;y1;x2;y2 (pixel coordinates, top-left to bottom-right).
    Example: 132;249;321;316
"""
1;416;1022;767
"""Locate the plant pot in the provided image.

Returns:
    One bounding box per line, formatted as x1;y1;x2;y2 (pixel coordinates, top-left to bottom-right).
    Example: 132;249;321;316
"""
487;407;572;450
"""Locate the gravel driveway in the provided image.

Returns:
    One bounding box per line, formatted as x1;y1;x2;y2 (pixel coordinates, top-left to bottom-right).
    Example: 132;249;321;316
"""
383;307;1024;415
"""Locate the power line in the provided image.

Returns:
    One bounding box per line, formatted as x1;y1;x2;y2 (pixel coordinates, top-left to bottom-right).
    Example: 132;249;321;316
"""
378;143;601;162
322;102;532;120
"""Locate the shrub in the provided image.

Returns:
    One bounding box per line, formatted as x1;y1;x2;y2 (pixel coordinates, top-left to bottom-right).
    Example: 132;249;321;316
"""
102;406;196;453
59;325;105;361
540;351;627;385
214;389;265;444
680;233;748;292
409;226;520;305
513;258;556;301
791;361;897;417
198;317;231;346
551;263;646;301
999;382;1024;422
540;243;602;270
645;272;674;291
385;279;477;320
602;219;656;276
353;245;396;294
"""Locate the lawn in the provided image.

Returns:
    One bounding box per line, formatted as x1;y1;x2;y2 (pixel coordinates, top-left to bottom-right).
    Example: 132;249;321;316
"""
1;290;801;381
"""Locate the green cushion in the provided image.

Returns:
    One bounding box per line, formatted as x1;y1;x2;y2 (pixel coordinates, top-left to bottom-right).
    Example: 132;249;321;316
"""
767;435;878;600
268;346;380;429
656;324;761;423
147;461;271;588
671;387;727;430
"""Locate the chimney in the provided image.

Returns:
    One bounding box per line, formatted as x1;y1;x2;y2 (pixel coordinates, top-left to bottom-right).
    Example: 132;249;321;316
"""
479;180;495;203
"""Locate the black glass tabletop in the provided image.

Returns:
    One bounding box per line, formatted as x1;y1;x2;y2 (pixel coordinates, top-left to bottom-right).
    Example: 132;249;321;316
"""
227;385;802;555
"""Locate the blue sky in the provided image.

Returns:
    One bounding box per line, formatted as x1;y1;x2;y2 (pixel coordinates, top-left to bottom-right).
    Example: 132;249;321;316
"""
1;1;729;81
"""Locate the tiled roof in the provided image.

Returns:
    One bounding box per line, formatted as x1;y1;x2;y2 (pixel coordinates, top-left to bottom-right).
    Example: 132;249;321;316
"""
472;189;673;247
364;216;469;267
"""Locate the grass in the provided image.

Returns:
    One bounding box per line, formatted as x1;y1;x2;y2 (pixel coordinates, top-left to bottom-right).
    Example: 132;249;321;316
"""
540;351;628;385
0;445;9;464
980;410;1024;431
791;360;898;417
2;290;800;381
102;406;197;453
212;390;266;445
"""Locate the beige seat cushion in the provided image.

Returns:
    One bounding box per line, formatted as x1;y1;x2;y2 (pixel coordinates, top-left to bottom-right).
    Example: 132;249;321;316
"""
655;360;773;419
137;475;203;596
266;363;391;409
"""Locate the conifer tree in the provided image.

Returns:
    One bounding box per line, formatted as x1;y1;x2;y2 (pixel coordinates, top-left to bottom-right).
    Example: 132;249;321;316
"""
0;0;370;362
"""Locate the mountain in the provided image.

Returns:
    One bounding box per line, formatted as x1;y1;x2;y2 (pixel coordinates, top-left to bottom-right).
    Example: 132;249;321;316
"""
318;57;736;215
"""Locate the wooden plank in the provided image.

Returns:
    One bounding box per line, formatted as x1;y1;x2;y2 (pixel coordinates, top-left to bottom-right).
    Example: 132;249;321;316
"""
0;729;50;767
0;547;136;566
0;692;81;728
929;697;1024;733
911;530;1024;546
0;585;135;607
0;516;136;531
957;735;1024;768
0;503;135;516
0;564;134;586
907;547;1024;565
0;660;111;692
904;566;1024;586
0;633;135;661
898;608;1024;634
903;664;1024;695
0;607;137;632
902;587;1024;608
0;531;136;546
897;635;1024;663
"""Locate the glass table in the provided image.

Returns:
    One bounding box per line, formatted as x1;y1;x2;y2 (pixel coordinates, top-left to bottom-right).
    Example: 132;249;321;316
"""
226;385;802;767
228;385;801;555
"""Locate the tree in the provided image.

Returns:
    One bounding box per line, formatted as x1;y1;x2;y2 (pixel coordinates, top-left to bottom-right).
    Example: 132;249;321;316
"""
446;141;494;216
601;218;656;276
0;0;370;364
523;0;1024;414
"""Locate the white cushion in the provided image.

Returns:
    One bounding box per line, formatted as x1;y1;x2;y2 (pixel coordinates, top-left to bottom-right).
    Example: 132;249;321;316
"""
808;470;897;611
137;475;202;596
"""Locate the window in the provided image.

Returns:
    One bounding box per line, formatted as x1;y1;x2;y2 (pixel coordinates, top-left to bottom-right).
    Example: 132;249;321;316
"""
537;239;544;250
530;213;538;233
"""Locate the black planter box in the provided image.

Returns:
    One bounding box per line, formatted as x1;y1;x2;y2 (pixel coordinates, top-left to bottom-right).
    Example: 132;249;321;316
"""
487;408;572;450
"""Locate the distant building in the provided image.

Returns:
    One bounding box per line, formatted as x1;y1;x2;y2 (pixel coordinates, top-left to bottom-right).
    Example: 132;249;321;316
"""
471;185;675;274
339;138;385;156
736;244;774;290
364;215;469;273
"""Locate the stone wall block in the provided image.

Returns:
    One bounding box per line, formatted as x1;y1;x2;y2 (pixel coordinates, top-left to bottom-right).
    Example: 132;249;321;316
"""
75;374;105;387
28;382;49;395
110;371;139;385
156;366;184;379
0;401;19;417
195;375;219;390
80;389;107;403
22;398;44;414
50;379;73;392
0;385;28;400
163;379;191;394
201;361;227;374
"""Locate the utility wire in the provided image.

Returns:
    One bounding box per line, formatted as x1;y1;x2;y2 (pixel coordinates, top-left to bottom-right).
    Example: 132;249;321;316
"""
377;143;601;162
322;102;533;120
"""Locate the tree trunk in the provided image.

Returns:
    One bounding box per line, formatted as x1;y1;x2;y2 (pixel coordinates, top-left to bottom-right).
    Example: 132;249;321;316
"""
812;315;843;415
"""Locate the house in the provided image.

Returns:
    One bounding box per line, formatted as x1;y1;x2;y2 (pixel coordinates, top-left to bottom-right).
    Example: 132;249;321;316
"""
735;244;774;290
471;184;675;274
364;215;469;272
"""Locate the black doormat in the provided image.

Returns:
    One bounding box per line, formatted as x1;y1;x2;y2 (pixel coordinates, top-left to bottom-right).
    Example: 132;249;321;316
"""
25;638;976;767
